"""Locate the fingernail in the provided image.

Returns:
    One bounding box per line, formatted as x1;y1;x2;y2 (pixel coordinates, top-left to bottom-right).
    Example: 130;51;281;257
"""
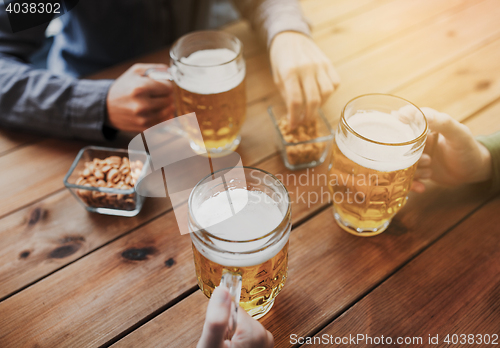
212;286;230;304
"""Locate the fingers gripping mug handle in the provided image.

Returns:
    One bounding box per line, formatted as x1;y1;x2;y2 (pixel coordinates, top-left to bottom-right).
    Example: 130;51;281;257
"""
144;67;173;81
144;67;187;136
220;271;242;340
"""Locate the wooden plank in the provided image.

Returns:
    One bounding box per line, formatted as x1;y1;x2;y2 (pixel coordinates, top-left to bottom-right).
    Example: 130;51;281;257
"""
301;0;395;31
466;99;500;136
1;0;496;219
396;38;500;121
0;149;332;347
0;139;84;217
4;80;493;304
2;0;500;304
311;196;500;346
92;0;485;109
0;55;274;220
321;0;500;124
217;0;500;128
0;0;487;157
109;85;500;347
312;0;478;63
0;93;280;221
0;1;500;346
110;184;494;348
240;0;500;124
110;291;208;348
0;130;40;156
0;209;196;348
0;192;170;300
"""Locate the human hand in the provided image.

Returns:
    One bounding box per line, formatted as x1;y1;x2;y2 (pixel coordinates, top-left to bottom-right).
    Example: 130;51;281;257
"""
269;31;340;129
197;286;274;348
106;63;175;132
412;107;492;193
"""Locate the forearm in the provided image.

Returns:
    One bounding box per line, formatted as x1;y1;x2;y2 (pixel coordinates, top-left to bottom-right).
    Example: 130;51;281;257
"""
477;132;500;193
232;0;311;48
0;56;114;141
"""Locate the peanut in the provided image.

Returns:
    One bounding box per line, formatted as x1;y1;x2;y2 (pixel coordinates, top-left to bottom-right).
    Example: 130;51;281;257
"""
278;118;326;166
94;169;104;180
107;168;120;183
74;155;139;211
101;165;111;174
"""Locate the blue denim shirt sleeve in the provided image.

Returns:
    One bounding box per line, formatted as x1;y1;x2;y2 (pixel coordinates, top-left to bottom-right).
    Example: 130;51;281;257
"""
0;9;114;141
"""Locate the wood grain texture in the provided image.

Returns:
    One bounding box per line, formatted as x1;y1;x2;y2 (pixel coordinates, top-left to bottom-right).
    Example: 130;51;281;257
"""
0;130;40;156
321;0;500;123
0;209;195;348
301;0;395;30
111;184;494;348
0;139;84;217
397;38;500;121
0;192;170;300
1;0;495;219
111;291;207;348
311;196;500;347
313;0;478;64
0;0;499;347
0;150;333;347
466;100;500;136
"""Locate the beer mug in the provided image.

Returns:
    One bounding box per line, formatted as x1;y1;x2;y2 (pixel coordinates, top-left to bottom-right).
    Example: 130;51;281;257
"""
188;167;291;321
328;94;428;236
146;30;246;158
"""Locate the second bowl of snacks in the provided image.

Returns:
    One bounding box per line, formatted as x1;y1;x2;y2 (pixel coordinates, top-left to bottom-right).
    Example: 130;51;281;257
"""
64;146;148;217
268;105;334;170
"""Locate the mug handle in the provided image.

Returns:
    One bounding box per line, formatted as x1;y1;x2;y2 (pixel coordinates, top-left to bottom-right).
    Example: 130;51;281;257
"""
220;270;242;340
143;67;186;136
144;67;173;81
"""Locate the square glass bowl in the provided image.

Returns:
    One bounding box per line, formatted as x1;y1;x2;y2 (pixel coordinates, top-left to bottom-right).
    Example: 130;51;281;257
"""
63;146;148;217
268;105;334;170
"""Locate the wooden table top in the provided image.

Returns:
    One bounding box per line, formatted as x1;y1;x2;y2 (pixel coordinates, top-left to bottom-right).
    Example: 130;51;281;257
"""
1;0;500;347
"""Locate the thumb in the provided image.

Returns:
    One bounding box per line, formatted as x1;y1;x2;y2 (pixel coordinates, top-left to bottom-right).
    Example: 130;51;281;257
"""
421;107;471;142
197;286;231;348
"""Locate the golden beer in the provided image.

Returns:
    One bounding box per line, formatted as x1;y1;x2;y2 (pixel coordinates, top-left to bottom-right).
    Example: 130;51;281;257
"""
170;31;246;157
189;168;291;319
174;78;246;152
329;141;417;235
329;94;427;236
192;240;288;317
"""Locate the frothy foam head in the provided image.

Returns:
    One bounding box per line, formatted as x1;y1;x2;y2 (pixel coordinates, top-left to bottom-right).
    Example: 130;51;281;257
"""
191;189;289;267
175;48;245;95
180;48;237;66
337;110;424;172
348;111;416;143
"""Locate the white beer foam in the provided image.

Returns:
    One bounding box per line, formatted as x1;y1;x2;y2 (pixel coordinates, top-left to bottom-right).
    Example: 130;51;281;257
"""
336;111;422;172
192;189;289;267
176;48;245;95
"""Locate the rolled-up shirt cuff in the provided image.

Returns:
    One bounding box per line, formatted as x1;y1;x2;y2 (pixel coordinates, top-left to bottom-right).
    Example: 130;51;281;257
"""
255;0;312;48
65;79;115;141
266;19;311;48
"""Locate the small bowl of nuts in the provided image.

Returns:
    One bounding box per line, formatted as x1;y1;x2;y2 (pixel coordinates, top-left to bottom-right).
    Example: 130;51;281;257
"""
268;105;334;170
63;146;148;217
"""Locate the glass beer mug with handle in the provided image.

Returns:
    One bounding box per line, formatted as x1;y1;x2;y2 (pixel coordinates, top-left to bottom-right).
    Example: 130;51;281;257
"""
188;167;291;321
146;30;246;158
328;94;428;236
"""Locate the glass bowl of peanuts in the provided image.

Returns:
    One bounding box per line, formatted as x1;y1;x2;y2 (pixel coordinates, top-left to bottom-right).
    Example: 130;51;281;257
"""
64;146;148;217
268;105;334;170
